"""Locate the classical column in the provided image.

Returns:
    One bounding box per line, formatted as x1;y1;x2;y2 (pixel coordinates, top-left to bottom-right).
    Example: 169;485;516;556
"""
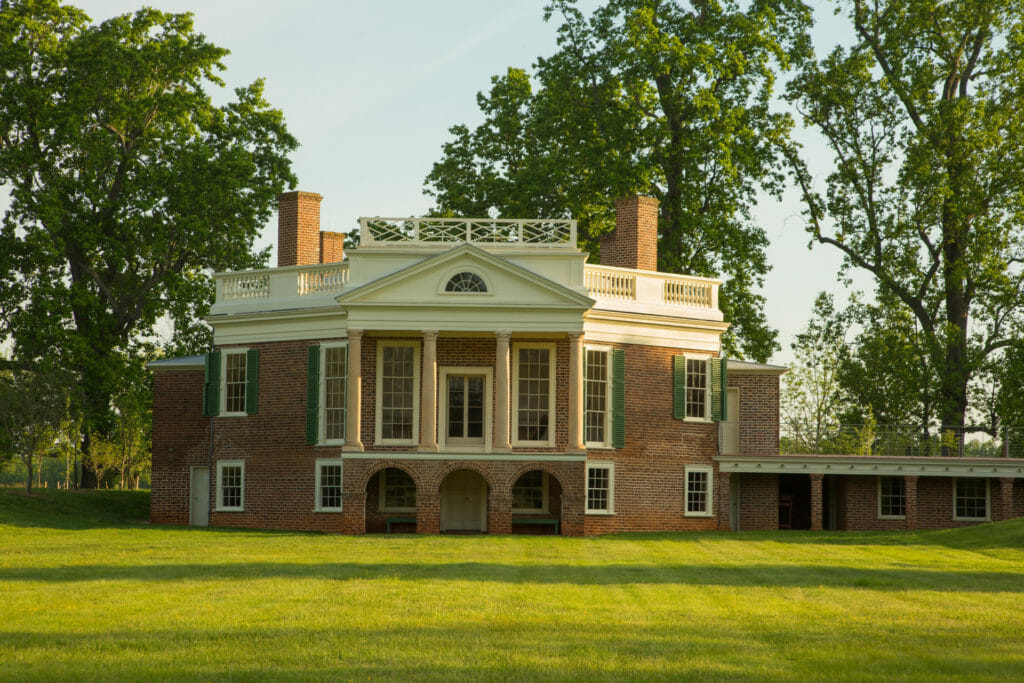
904;475;919;529
999;477;1014;522
810;473;824;531
494;331;512;452
420;330;439;452
568;332;585;453
343;329;363;451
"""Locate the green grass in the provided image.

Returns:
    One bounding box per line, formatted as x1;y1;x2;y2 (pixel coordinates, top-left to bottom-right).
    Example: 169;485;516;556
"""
2;489;1023;680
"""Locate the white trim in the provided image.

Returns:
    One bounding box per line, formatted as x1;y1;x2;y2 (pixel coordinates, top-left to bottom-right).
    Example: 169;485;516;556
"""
438;366;493;452
684;465;714;517
683;354;711;423
378;467;417;513
585;461;615;515
341;452;587;462
319;342;348;445
714;454;1024;478
511;470;549;514
374;339;421;446
953;477;990;521
215;459;245;512
877;476;906;520
584;345;613;449
512;342;557;448
314;458;344;512
219;347;249;417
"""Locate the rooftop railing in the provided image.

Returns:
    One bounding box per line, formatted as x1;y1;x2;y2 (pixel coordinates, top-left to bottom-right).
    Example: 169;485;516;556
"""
217;263;349;302
360;217;577;246
780;424;1024;458
584;264;720;311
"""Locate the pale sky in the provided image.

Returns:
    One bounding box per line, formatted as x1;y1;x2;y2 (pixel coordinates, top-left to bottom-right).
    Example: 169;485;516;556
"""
5;0;872;365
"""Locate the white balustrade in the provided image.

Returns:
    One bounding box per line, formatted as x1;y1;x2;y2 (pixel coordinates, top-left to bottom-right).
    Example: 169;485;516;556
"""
585;265;719;311
219;264;349;302
298;266;349;295
221;273;270;300
585;266;636;300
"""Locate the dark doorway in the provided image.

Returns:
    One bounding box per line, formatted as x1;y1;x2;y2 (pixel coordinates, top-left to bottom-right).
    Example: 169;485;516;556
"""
778;474;811;530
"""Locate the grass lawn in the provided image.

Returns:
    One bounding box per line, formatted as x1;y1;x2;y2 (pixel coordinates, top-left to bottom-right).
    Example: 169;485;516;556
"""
1;489;1023;681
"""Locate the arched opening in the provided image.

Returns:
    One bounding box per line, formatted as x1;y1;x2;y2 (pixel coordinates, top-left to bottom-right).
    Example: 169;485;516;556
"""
511;469;562;535
439;469;488;533
366;467;417;534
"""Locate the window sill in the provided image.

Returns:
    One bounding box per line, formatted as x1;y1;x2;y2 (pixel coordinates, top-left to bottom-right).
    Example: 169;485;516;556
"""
313;507;343;513
215;506;244;512
318;440;345;447
585;443;615;450
683;417;711;424
374;440;417;447
585;510;615;516
219;412;247;418
684;512;713;518
878;515;906;521
512;441;555;449
953;516;989;522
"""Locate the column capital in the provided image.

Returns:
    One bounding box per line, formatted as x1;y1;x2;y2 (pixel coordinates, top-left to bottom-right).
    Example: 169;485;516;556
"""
567;331;584;340
421;329;439;340
495;330;512;341
347;328;363;341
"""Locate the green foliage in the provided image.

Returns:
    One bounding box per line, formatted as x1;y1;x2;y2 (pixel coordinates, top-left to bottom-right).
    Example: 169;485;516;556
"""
0;1;296;483
785;0;1024;429
426;0;815;361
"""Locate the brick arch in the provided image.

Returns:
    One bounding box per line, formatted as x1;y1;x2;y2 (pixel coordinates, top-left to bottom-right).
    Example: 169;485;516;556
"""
428;461;500;493
354;459;428;493
505;461;570;498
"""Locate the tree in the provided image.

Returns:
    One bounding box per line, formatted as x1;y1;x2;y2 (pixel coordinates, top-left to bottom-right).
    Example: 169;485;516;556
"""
425;0;813;361
0;1;297;486
785;0;1024;431
0;362;73;494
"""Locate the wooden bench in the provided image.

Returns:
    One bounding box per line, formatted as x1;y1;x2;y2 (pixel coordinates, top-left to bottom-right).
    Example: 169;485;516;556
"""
511;518;560;535
386;517;416;534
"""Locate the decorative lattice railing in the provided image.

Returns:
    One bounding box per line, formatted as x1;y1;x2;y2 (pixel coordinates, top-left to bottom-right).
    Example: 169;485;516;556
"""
360;217;577;246
585;265;719;310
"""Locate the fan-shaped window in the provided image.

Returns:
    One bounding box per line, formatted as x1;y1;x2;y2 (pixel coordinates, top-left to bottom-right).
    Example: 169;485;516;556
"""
445;272;487;293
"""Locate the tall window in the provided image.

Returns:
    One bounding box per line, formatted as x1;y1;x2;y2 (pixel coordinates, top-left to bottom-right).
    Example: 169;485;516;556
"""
685;466;712;516
512;470;547;512
447;374;485;443
585;349;609;446
878;477;906;518
322;345;347;442
216;460;244;511
586;463;614;514
954;478;989;520
376;342;419;444
686;358;707;419
514;344;554;445
223;350;247;414
380;468;416;512
316;459;343;512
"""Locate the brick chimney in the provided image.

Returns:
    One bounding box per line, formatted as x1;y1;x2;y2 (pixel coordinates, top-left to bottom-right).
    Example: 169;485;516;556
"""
600;195;660;271
319;231;346;263
277;191;323;267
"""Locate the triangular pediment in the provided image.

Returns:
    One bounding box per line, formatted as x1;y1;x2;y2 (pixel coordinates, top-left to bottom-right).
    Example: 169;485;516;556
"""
336;244;594;310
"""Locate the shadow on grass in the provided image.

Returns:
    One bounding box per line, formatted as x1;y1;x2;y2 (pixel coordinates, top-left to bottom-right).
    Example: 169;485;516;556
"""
2;560;1022;591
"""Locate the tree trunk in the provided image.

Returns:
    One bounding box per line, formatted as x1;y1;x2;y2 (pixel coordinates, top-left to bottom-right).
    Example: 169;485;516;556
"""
25;458;33;495
80;430;98;489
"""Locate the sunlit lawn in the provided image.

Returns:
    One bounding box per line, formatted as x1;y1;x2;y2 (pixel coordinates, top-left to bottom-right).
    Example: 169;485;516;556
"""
1;489;1023;680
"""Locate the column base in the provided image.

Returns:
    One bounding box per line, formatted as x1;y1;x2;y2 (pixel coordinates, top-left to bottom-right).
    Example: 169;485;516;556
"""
341;443;364;452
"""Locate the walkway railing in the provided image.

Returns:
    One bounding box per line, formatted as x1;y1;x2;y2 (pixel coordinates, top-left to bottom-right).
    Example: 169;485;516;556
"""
218;263;350;302
780;424;1024;458
360;217;577;246
584;264;719;311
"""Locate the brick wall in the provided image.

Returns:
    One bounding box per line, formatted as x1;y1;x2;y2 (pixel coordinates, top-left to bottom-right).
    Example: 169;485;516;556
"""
277;191;322;267
319;231;345;263
600;195;659;271
737;474;778;530
728;372;780;455
150;368;209;525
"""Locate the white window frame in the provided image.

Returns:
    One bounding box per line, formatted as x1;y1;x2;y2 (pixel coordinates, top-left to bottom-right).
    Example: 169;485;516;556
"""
684;465;714;517
438;366;493;452
953;477;990;521
438;267;494;296
215;459;245;512
314;458;344;512
511;470;549;514
584;345;613;449
378;467;417;513
585;462;615;515
320;342;348;445
374;340;420;446
877;476;906;520
220;348;249;417
512;342;557;448
683;354;710;423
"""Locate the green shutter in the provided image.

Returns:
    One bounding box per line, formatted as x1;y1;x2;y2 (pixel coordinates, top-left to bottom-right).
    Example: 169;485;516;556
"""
673;355;685;419
612;349;625;448
718;357;728;421
245;349;259;415
306;345;320;445
203;351;221;417
710;358;723;421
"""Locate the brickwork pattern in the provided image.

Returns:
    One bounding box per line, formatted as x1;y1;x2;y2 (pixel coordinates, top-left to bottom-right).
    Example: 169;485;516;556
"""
150;369;209;525
319;231;345;263
599;195;660;271
737;474;779;530
727;373;780;455
277;191;323;267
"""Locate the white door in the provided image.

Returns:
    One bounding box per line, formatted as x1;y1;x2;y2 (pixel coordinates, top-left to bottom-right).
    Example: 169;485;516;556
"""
729;476;741;531
190;467;210;527
440;470;487;532
720;388;740;454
